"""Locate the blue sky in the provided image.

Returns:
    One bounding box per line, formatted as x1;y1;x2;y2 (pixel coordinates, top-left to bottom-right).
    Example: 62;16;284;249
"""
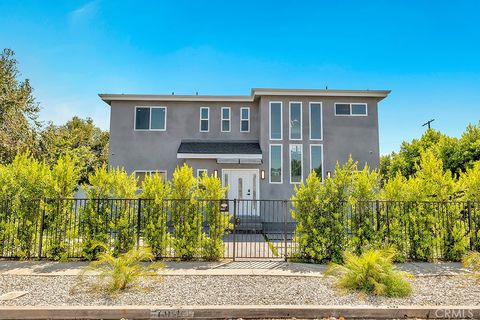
1;0;479;154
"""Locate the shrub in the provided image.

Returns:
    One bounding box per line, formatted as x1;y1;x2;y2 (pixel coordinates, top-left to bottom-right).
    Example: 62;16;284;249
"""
79;244;163;292
140;172;172;257
170;164;202;259
195;174;230;260
325;247;412;297
463;251;480;282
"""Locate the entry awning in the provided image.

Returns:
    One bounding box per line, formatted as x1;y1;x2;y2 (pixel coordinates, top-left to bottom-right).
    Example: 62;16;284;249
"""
177;141;262;164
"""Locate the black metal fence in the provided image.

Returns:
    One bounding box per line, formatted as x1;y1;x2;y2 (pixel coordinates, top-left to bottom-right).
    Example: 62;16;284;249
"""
0;198;478;261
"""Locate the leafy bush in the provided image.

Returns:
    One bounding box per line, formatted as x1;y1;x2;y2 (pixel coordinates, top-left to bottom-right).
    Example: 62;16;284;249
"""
140;172;172;257
325;248;412;297
463;251;480;282
170;164;202;260
195;174;230;260
79;244;163;292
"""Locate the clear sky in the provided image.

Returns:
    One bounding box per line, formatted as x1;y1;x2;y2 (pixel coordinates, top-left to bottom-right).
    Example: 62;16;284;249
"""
1;0;479;154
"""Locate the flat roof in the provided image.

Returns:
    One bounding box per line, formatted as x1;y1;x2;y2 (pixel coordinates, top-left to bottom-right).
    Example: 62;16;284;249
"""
99;88;390;105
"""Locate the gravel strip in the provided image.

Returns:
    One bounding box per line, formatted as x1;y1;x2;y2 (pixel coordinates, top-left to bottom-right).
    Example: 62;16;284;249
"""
0;275;479;306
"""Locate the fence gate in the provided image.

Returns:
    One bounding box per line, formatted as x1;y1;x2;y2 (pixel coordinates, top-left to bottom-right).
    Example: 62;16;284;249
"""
223;199;294;260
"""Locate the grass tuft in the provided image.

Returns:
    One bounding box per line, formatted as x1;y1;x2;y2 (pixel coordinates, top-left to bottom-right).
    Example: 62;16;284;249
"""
325;247;412;297
78;244;164;293
463;251;480;282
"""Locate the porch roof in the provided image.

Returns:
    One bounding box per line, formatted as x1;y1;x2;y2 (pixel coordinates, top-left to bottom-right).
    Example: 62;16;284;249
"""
177;141;262;160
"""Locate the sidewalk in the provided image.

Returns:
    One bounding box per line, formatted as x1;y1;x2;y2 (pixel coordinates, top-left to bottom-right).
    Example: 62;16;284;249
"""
0;260;468;277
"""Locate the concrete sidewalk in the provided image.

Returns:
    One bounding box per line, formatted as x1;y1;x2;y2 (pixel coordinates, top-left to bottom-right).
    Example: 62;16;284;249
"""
0;260;468;277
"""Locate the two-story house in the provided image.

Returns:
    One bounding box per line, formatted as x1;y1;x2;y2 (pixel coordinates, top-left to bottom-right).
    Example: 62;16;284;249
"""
100;88;389;203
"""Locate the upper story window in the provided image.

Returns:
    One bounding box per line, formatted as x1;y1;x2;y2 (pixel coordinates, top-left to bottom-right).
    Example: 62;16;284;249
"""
309;102;322;140
200;107;209;132
221;107;231;132
335;103;367;116
289;102;302;140
240;107;250;132
135;107;167;131
269;102;282;140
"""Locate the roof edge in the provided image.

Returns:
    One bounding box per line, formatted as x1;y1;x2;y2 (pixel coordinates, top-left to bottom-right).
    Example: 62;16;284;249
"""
99;88;390;105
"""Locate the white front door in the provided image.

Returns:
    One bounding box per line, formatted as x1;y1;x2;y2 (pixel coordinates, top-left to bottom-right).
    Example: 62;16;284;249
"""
222;169;259;215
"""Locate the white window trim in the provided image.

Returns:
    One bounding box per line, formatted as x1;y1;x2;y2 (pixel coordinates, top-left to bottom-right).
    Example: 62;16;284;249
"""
134;106;167;131
289;144;303;184
221;107;231;133
269;101;283;140
197;169;208;177
309;102;323;140
240;107;250;133
334;103;368;116
200;107;210;132
289;101;302;140
269;144;283;184
309;144;324;180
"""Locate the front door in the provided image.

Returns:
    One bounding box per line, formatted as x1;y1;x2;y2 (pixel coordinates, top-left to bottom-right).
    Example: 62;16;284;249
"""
222;169;259;215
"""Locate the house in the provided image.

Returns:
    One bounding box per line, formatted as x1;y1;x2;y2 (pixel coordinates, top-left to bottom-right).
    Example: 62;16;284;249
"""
99;88;389;203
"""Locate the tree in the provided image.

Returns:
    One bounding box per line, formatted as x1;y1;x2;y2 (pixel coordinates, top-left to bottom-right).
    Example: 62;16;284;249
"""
0;49;40;163
39;116;109;183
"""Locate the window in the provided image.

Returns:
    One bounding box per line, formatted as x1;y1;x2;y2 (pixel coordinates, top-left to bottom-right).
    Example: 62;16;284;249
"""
197;169;208;178
310;145;323;179
221;107;230;132
200;107;209;132
309;102;322;140
290;144;302;184
240;107;250;132
289;102;302;140
335;103;367;116
135;107;167;130
134;170;167;187
269;144;282;184
269;102;282;140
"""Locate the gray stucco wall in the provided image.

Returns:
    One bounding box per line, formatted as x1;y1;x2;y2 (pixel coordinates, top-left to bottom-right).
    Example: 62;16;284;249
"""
108;95;381;201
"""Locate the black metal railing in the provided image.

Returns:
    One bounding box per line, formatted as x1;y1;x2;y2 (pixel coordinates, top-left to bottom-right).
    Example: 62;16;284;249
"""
0;198;478;261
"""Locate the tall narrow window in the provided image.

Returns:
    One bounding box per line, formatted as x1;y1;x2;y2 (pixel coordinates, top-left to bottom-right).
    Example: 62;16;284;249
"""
309;102;322;140
310;145;323;179
290;144;302;184
289;102;302;140
200;107;209;132
269;102;282;140
240;107;250;132
221;107;230;132
269;144;282;184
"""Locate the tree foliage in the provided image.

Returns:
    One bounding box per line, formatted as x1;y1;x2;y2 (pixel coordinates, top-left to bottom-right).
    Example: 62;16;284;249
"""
0;49;40;164
381;123;480;181
39;116;109;183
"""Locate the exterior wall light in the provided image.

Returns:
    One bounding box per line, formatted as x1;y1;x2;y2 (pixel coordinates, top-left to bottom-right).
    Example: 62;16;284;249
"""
326;171;331;178
261;170;265;180
213;169;218;178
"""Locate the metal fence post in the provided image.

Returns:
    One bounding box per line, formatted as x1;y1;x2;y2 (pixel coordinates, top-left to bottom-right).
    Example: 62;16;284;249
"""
38;198;46;259
284;200;288;262
467;201;473;251
232;199;237;262
376;200;381;232
136;198;142;249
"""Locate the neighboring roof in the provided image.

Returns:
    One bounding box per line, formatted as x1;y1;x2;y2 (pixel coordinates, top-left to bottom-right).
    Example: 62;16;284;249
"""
99;88;390;105
177;141;262;155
